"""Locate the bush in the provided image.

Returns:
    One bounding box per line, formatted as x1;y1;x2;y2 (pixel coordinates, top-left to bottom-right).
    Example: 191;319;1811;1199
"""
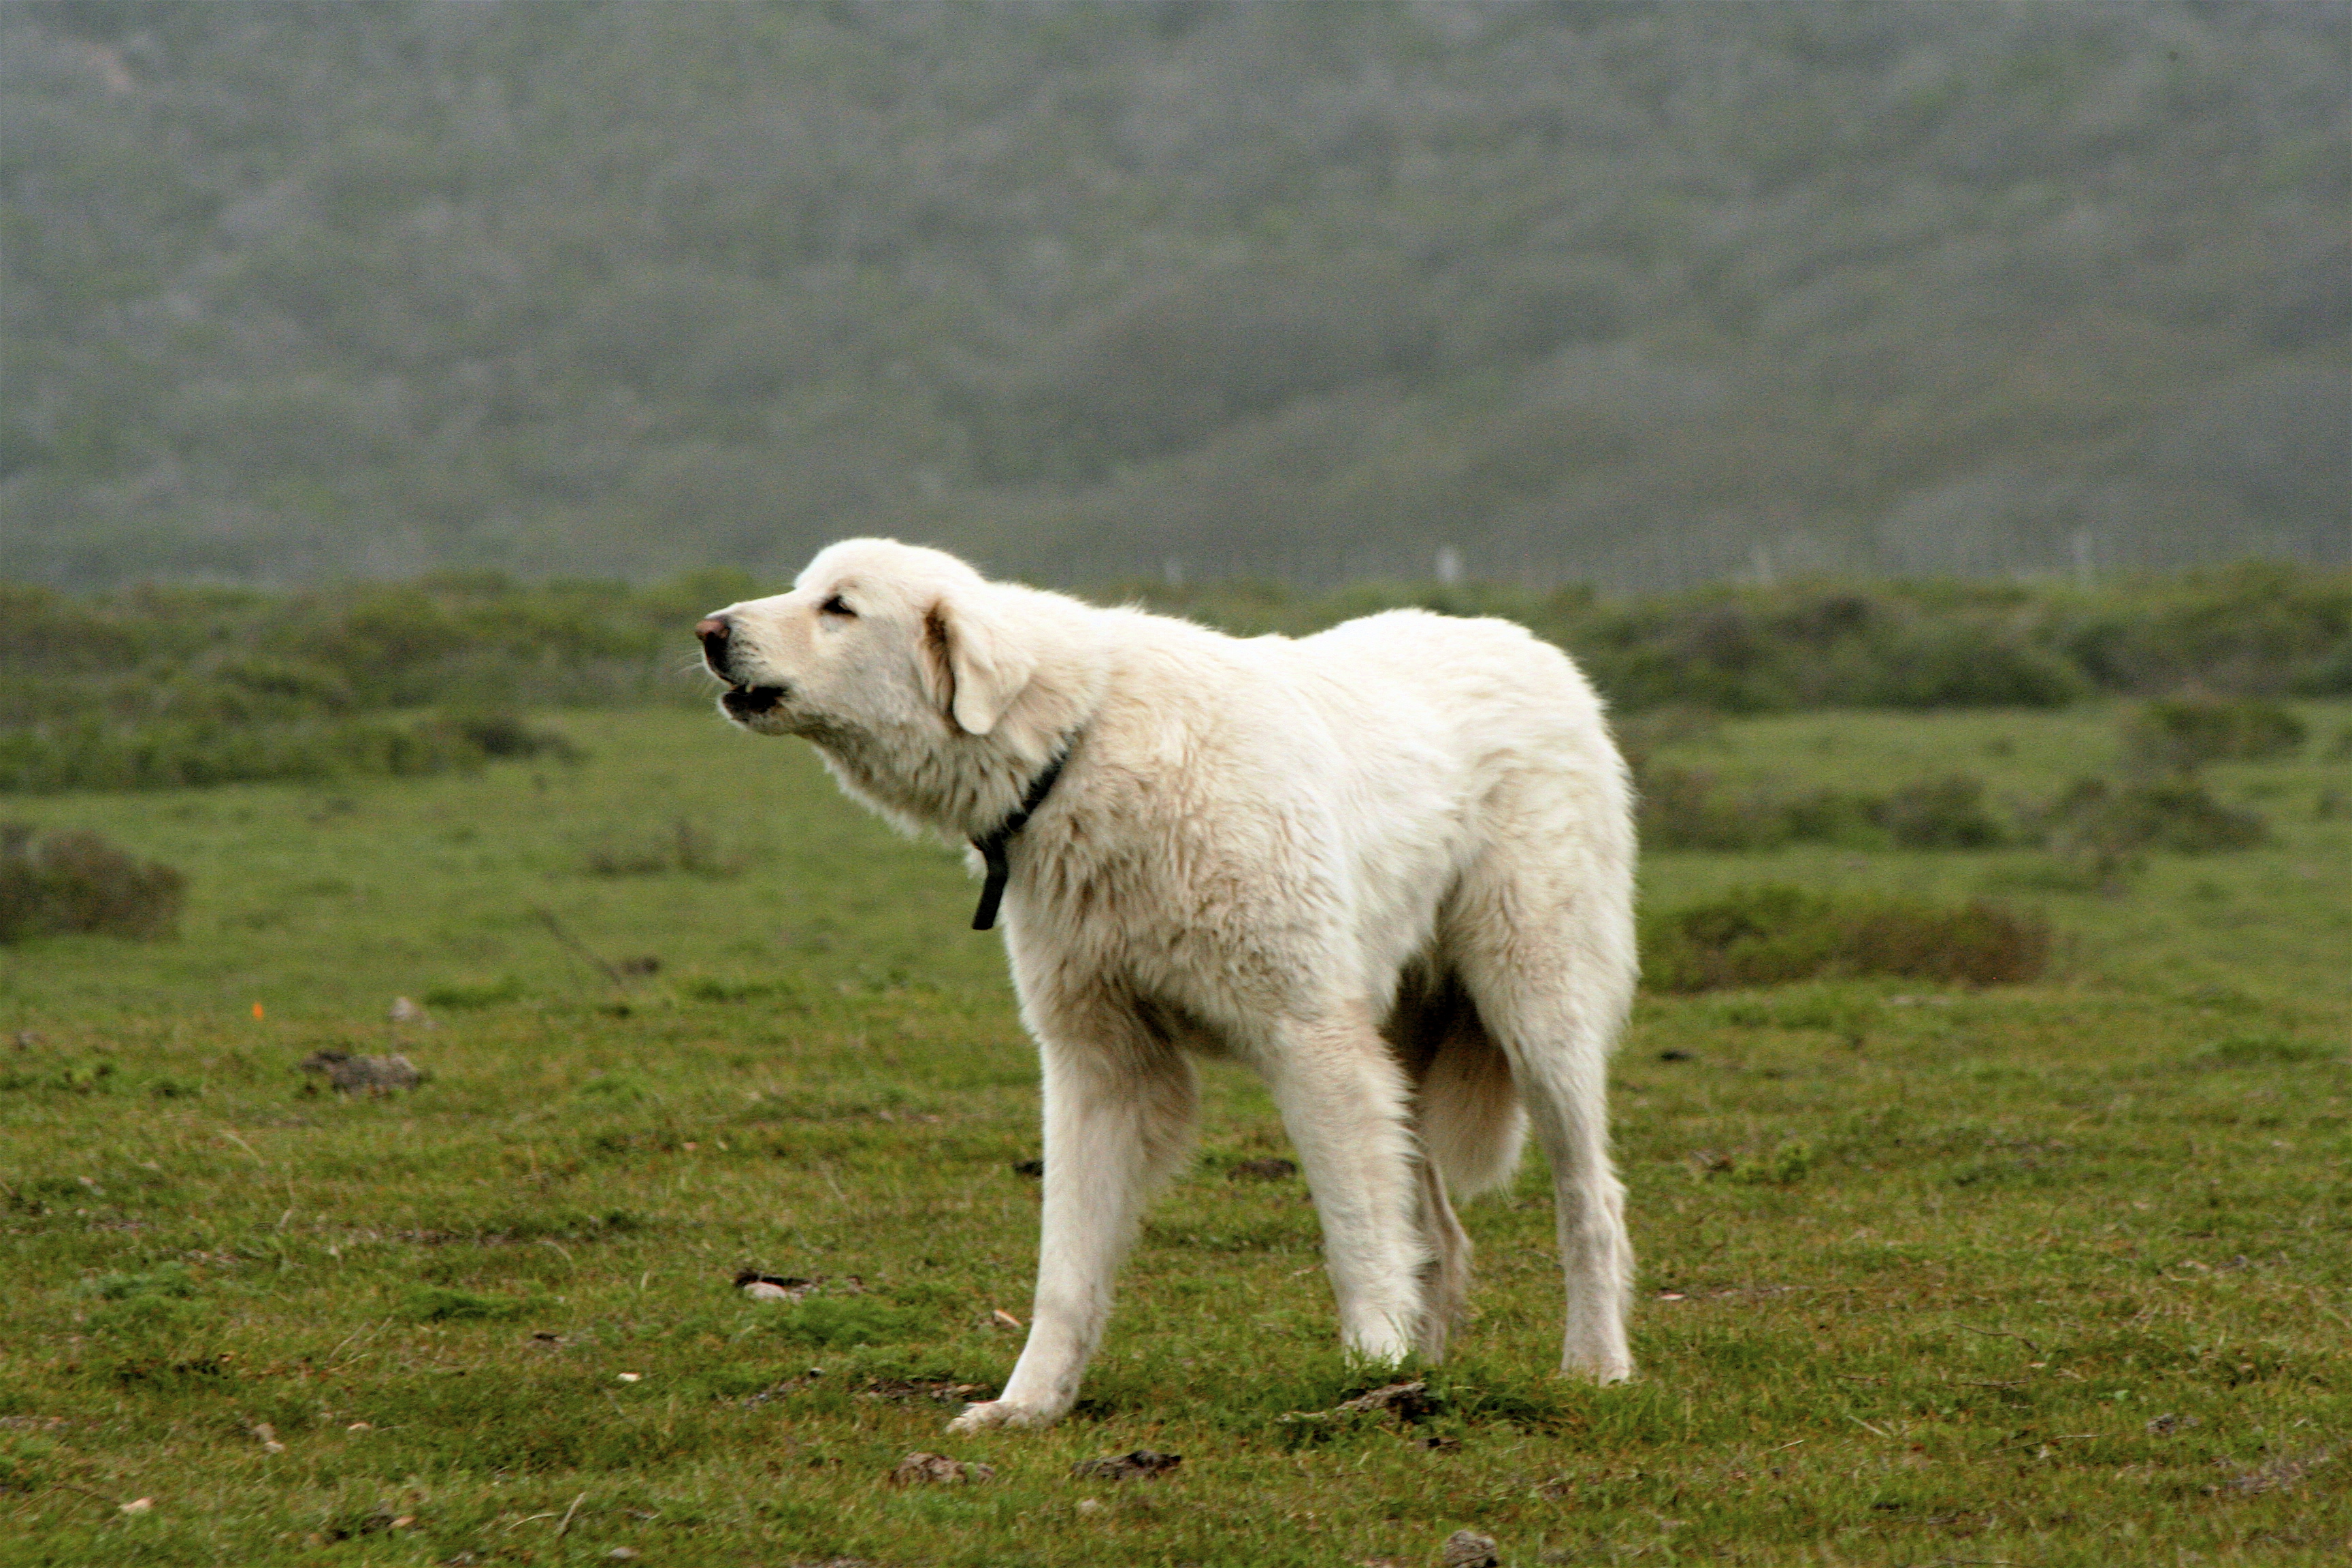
441;710;582;761
2122;697;2307;774
0;708;578;794
0;825;185;942
2038;778;2267;858
1875;774;2007;849
1637;766;1797;851
1636;766;2006;852
1642;884;2050;992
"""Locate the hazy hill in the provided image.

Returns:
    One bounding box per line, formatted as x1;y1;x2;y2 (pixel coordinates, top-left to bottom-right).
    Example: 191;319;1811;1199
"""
3;0;2345;591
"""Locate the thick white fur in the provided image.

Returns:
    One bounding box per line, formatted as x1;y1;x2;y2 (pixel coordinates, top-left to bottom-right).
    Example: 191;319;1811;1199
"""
704;539;1637;1431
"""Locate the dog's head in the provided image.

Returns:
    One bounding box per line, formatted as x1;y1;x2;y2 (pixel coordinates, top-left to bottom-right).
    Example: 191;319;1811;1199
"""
698;538;1045;748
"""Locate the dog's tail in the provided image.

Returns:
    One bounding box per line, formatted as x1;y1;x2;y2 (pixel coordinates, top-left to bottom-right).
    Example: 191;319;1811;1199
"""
1418;1030;1526;1199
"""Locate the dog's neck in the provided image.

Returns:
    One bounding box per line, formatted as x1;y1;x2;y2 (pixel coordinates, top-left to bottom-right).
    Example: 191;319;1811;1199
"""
968;745;1071;930
803;591;1109;847
809;715;1081;847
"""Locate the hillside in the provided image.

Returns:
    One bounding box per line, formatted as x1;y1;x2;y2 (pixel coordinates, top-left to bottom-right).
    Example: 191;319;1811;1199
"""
3;0;2346;590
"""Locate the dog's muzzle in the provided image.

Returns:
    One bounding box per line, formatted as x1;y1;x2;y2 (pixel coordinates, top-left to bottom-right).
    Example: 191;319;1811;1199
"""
697;615;787;718
721;683;785;717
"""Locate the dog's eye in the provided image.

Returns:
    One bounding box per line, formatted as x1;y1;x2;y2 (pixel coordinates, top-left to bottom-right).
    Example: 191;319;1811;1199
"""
820;595;856;619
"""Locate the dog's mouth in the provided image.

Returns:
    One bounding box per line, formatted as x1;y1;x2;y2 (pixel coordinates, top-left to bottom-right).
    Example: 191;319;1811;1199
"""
721;683;786;719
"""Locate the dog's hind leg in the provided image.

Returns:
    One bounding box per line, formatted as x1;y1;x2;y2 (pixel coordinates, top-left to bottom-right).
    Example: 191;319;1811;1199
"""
1450;852;1638;1385
1260;1009;1429;1367
1412;1158;1471;1360
949;1018;1196;1433
1411;1026;1524;1360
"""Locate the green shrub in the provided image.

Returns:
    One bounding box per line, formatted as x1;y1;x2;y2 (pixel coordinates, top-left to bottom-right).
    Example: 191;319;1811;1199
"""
1637;766;1795;851
2039;779;2267;858
2123;697;2307;774
1636;768;2006;853
1876;774;2006;849
0;825;185;942
441;710;581;761
1642;884;2050;992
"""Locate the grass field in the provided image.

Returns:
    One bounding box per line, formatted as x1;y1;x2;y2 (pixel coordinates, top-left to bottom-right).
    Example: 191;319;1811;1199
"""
3;702;2347;1567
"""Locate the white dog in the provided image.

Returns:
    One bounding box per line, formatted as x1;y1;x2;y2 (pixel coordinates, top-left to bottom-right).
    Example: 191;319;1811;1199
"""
699;539;1637;1431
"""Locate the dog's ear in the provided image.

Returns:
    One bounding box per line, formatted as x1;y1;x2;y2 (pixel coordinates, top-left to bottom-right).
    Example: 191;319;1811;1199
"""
921;589;1036;736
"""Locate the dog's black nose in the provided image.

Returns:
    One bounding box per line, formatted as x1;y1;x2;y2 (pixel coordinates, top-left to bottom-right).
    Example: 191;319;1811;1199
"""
696;616;732;677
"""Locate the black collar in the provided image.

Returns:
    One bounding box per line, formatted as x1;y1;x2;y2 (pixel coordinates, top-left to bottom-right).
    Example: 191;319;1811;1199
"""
968;749;1068;931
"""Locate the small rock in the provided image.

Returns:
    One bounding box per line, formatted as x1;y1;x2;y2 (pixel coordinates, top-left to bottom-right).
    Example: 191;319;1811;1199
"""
734;1269;817;1301
616;1373;642;1383
388;996;431;1026
1069;1449;1182;1481
1441;1529;1499;1568
1075;1497;1105;1515
890;1451;994;1486
606;1550;641;1563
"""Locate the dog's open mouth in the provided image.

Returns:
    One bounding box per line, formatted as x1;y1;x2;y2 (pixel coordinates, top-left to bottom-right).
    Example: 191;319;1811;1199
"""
721;684;785;718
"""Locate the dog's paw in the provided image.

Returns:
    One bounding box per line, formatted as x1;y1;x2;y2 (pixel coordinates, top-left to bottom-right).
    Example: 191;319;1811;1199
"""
1563;1354;1635;1386
945;1398;1059;1434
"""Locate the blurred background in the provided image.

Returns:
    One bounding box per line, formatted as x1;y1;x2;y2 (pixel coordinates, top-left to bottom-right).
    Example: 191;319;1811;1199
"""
4;0;2345;595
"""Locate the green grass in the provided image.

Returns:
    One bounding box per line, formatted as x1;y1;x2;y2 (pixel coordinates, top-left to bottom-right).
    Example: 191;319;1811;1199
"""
2;704;2347;1565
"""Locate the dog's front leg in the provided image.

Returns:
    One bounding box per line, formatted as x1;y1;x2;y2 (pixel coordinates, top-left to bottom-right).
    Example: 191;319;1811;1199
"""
1262;1014;1428;1367
949;1032;1196;1433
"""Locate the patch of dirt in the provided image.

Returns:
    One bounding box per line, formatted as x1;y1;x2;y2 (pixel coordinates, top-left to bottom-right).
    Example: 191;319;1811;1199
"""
738;1369;826;1407
1283;1379;1439;1427
859;1378;990;1405
890;1451;994;1486
2209;1448;2332;1496
299;1051;422;1094
1069;1449;1182;1480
